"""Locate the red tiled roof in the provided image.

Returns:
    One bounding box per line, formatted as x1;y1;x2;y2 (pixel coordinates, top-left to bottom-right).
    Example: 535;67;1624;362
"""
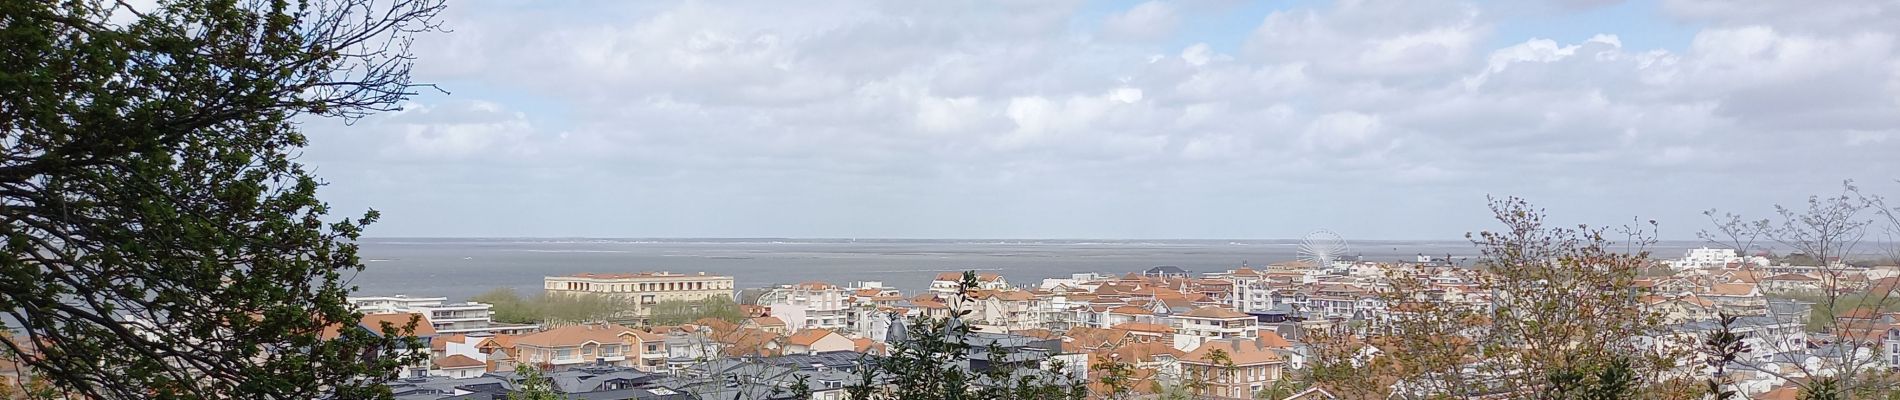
1110;322;1175;334
1184;338;1283;366
1180;306;1250;319
786;328;839;346
434;354;484;369
513;323;633;348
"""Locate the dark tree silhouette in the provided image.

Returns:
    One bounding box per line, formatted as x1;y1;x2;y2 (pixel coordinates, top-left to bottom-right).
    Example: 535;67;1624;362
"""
0;0;445;398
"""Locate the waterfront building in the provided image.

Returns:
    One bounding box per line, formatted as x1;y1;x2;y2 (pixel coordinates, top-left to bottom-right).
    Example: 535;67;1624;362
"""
347;295;537;335
929;272;1009;295
543;272;735;325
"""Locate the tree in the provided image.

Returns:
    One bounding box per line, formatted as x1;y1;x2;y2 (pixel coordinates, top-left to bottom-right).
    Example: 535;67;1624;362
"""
0;0;444;398
1092;354;1137;399
1309;197;1697;399
648;296;745;326
1707;182;1894;396
473;288;629;325
508;364;566;400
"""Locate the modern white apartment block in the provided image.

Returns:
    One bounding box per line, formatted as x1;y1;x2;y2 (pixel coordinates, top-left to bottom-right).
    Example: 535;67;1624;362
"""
543;272;735;325
347;295;538;335
758;281;851;331
1172;306;1261;352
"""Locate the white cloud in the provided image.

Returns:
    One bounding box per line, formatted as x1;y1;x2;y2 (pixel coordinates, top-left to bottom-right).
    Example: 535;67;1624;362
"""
1102;1;1181;41
296;0;1900;238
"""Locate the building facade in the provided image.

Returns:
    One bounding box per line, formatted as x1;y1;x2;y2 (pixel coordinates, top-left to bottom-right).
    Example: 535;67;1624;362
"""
758;282;851;331
544;272;735;325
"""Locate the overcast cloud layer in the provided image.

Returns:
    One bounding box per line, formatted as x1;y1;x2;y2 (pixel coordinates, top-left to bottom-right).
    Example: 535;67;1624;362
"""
299;0;1900;240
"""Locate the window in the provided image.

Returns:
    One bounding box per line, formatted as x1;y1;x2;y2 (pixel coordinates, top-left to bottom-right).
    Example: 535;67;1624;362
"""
555;349;575;360
600;346;620;357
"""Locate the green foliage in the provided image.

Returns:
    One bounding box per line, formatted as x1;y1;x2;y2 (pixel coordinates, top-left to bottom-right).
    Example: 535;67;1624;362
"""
648;295;745;326
1092;356;1137;399
1544;356;1638;400
1775;292;1899;331
508;364;567;400
1256;378;1309;400
1800;377;1842;400
473;288;629;325
0;0;442;398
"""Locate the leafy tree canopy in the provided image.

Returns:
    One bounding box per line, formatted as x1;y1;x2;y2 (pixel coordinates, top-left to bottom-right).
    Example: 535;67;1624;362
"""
0;0;444;397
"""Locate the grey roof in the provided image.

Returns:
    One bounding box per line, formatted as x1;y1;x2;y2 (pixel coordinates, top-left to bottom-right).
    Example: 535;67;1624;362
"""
1144;266;1190;275
758;350;876;371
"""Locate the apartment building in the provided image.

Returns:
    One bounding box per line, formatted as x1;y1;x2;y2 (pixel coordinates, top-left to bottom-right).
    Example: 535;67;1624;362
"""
348;295;537;335
759;281;851;331
1172;306;1260;352
544;272;735;325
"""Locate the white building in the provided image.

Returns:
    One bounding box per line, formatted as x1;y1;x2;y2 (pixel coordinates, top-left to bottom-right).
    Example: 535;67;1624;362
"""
1171;306;1260;352
350;295;447;314
759;282;851;331
1213;268;1275;313
929;272;1009;296
1670;247;1771;270
348;295;537;335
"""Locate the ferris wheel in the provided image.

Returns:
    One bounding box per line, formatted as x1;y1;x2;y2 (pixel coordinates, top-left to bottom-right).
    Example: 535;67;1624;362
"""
1299;230;1350;268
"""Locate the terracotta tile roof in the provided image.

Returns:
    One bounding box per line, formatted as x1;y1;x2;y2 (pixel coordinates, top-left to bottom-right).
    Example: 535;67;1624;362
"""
1096;340;1183;363
717;328;783;357
513;323;633;348
1753;385;1799;400
1257;330;1294;349
323;312;434;340
433;354;484;369
1840;308;1882;320
1765;273;1820;282
1063;327;1131;352
1183;338;1284;366
746;316;787;327
786;328;839;346
479;334;517;349
855;288;883;297
975;290;1034;301
934;272;962;281
694;318;739;333
1834;323;1892;343
1180;306;1250;319
1110;322;1175;334
563;272;690;279
852;337;887;355
977;273;1003;282
627;330;664;342
793;281;836;290
432;333;466;352
1709;283;1758;296
1107;306;1152;316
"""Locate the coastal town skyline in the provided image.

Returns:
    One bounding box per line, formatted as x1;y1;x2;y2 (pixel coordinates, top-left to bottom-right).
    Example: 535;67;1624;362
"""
8;0;1900;399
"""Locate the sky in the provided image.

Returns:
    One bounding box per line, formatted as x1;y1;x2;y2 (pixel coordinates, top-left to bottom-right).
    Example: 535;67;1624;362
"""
295;0;1900;240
